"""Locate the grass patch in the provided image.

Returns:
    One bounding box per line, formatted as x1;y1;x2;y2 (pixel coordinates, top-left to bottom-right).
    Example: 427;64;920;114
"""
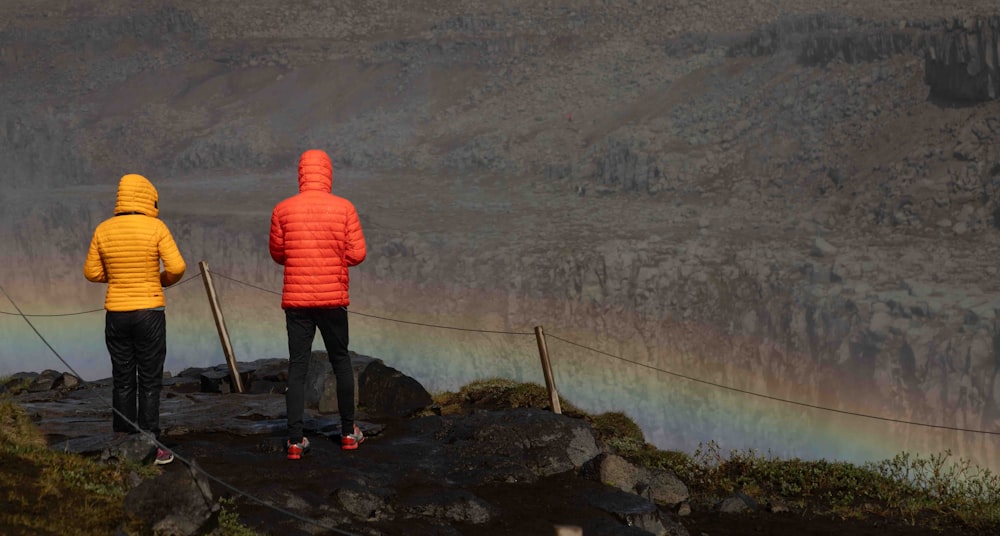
0;398;139;535
432;377;584;415
217;497;264;536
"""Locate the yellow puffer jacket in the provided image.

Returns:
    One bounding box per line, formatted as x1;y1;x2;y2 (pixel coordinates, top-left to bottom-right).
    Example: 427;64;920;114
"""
84;174;186;312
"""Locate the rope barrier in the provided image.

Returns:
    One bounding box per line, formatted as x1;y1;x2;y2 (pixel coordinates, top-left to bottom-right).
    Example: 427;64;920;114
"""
547;332;1000;436
0;283;361;536
0;273;203;317
210;271;536;336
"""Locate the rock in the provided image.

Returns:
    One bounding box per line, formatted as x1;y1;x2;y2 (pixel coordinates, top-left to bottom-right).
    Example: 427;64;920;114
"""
585;453;642;492
198;365;254;394
161;375;202;393
645;467;690;507
358;359;433;417
58;372;81;390
123;460;219;536
396;489;498;524
583;454;689;507
198;369;231;393
333;480;394;521
27;370;61;392
717;490;760;514
101;433;157;465
586;487;667;535
717;495;749;513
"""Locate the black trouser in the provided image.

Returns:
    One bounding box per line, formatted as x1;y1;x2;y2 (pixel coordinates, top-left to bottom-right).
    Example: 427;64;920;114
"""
285;307;354;442
106;309;166;438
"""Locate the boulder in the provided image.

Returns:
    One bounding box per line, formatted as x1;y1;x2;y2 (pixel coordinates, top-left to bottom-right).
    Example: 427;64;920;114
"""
101;433;157;465
358;359;433;417
582;453;690;507
124;460;219;536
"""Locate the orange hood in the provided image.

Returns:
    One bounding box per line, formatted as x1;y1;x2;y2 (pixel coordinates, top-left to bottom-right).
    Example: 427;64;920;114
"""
298;150;333;193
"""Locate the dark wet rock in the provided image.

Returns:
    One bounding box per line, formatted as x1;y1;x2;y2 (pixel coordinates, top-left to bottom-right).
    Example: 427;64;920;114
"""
198;364;255;394
177;366;212;379
198;369;231;393
358;359;433;417
102;433;158;465
243;358;288;382
17;364;673;534
396;488;498;524
53;432;158;463
161;375;202;393
332;480;395;521
411;409;601;485
27;369;62;392
586;487;668;535
124;460;219;536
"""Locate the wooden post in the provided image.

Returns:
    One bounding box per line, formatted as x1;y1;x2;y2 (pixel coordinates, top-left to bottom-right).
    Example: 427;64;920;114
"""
534;325;562;414
199;261;245;393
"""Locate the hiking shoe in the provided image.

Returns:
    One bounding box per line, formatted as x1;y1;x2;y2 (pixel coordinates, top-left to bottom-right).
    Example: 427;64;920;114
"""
287;437;311;460
341;425;364;451
154;447;174;465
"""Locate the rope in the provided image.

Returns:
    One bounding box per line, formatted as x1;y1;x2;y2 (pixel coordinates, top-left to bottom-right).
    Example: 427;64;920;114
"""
547;332;1000;436
210;271;535;336
0;273;203;317
0;283;361;536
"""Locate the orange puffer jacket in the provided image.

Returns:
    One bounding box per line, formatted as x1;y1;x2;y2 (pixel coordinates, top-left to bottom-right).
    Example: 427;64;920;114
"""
84;174;187;312
269;150;367;309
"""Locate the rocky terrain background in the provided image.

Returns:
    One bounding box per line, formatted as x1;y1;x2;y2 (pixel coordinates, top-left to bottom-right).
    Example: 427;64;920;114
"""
4;0;1000;472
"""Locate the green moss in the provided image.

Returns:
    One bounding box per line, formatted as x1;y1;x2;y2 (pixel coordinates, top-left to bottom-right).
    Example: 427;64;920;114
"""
214;497;263;536
433;377;581;415
0;400;136;535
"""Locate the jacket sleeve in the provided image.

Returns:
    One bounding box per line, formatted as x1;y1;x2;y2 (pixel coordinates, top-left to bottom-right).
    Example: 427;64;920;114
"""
269;208;286;265
83;231;108;283
344;204;366;267
158;223;187;287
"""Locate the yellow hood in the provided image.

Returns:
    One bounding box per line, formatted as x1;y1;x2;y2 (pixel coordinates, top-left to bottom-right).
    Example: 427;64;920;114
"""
114;174;159;217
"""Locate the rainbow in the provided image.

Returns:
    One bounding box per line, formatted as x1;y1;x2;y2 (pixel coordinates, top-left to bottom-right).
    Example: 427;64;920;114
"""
2;265;997;474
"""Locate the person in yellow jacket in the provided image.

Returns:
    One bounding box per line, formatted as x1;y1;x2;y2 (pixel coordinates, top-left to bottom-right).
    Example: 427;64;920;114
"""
84;173;186;465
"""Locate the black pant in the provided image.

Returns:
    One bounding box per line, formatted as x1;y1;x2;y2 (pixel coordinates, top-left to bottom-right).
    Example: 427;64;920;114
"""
285;307;355;442
106;309;166;438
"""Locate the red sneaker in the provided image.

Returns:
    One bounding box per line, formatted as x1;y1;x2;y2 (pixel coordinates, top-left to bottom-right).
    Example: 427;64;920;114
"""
341;425;365;451
286;437;310;460
154;447;174;465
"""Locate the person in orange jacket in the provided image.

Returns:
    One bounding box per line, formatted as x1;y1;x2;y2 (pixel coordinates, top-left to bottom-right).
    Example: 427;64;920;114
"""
269;149;367;460
84;173;186;465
